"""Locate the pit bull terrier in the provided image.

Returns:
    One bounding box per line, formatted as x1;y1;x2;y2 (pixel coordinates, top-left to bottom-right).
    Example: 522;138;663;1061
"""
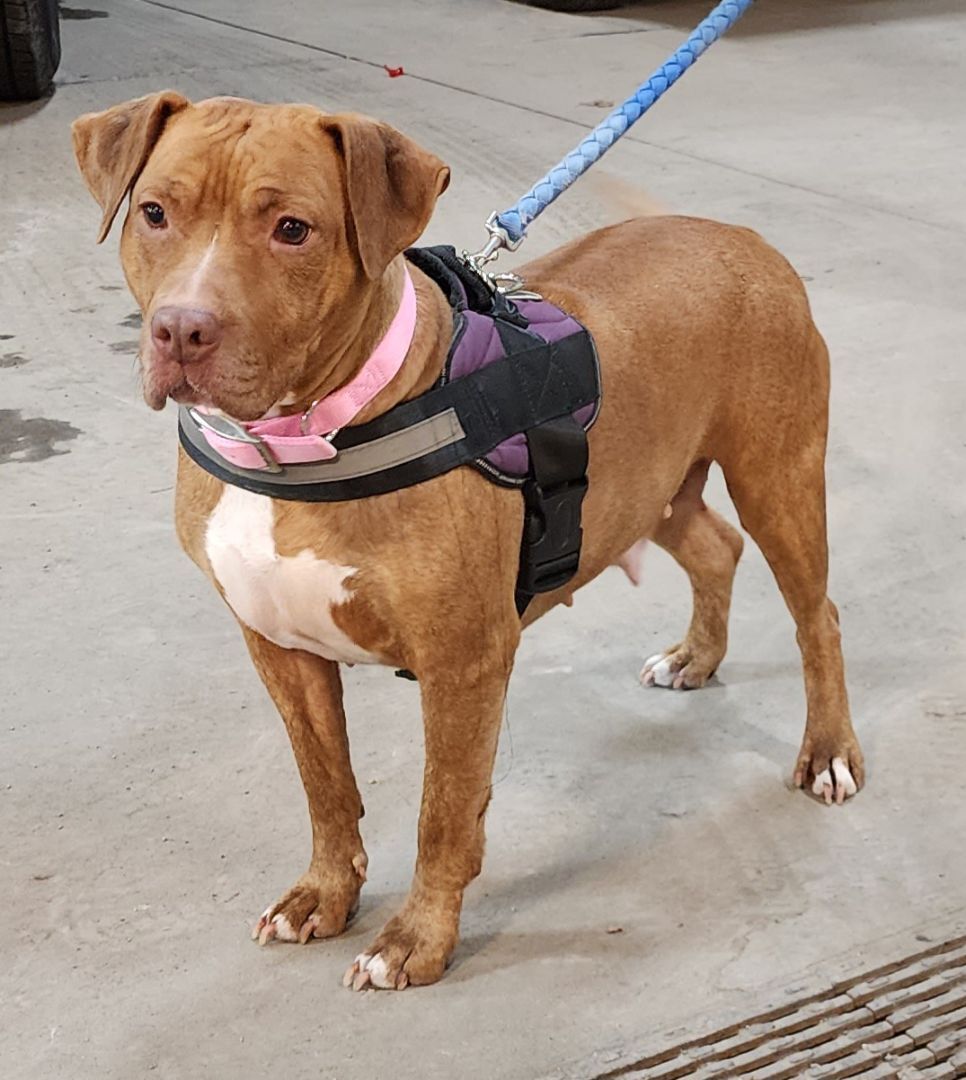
72;92;864;991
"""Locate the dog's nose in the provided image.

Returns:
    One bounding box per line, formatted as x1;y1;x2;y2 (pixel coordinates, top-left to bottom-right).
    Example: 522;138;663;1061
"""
151;306;223;364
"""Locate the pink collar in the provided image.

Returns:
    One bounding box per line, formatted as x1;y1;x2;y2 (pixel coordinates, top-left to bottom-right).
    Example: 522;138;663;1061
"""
191;267;417;472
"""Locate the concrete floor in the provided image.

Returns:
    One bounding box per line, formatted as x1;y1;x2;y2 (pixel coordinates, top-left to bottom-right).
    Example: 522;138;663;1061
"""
2;1;965;1077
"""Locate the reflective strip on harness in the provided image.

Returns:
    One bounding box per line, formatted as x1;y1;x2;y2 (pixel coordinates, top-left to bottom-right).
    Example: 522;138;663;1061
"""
181;408;466;488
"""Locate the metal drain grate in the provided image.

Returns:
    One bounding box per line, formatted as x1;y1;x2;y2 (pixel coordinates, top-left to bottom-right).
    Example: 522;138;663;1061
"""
596;935;966;1079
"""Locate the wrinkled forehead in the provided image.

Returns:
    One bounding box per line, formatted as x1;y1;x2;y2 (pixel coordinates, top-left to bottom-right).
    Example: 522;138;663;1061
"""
138;98;343;205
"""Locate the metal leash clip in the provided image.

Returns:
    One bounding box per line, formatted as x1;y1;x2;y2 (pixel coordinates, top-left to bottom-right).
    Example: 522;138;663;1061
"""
489;270;542;301
461;212;542;301
464;212;521;270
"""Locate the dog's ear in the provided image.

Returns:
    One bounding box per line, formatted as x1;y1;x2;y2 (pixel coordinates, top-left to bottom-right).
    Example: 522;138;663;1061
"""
324;114;450;280
72;91;189;243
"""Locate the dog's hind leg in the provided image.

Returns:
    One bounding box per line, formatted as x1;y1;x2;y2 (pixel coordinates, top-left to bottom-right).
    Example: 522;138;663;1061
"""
641;460;744;690
721;432;863;805
241;627;368;945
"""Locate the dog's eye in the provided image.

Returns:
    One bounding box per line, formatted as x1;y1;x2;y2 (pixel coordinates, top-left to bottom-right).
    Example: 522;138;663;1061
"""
273;217;310;246
141;202;166;228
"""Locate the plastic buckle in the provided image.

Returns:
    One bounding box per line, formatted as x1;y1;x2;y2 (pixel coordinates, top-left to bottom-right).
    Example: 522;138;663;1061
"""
517;476;589;595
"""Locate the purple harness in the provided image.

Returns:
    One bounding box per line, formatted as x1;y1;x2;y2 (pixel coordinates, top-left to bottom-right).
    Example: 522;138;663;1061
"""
440;281;600;483
405;244;601;613
413;245;601;486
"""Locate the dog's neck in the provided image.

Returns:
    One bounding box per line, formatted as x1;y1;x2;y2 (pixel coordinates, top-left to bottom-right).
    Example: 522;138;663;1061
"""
354;260;453;425
285;257;452;428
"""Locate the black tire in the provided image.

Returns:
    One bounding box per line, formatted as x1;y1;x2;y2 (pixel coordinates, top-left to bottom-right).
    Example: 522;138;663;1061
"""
0;0;61;101
511;0;624;10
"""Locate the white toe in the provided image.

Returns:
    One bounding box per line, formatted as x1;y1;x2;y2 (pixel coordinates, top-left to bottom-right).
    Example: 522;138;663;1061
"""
831;757;858;798
812;768;832;798
642;653;676;688
365;953;394;989
272;913;298;942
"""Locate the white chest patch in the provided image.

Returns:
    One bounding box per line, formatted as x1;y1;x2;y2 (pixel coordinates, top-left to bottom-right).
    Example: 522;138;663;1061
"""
204;486;378;665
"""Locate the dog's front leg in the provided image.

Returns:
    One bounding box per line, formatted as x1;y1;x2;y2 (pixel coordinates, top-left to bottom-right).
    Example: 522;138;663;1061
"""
345;657;513;990
241;626;368;945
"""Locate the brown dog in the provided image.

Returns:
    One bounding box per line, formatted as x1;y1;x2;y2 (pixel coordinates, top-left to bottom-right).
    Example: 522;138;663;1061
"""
72;93;864;991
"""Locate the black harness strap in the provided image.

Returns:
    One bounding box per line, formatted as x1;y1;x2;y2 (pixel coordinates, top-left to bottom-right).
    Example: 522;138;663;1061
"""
179;329;598;503
514;414;590;616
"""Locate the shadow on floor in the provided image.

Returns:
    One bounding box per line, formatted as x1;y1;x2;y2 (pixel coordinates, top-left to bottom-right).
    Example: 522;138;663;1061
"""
0;90;56;128
606;0;966;36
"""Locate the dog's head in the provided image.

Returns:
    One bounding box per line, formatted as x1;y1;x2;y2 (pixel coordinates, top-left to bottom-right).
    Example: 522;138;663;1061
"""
72;93;449;420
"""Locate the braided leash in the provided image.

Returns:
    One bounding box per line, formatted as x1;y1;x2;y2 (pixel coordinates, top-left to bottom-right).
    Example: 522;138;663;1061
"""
468;0;755;269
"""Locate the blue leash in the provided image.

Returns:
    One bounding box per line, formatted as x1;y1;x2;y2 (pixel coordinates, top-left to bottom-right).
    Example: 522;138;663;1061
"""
468;0;755;268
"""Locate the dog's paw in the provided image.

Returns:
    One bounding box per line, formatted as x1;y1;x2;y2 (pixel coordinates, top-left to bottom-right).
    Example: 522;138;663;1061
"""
794;742;864;806
342;899;458;991
254;907;300;944
640;645;717;690
253;860;366;946
344;951;410;991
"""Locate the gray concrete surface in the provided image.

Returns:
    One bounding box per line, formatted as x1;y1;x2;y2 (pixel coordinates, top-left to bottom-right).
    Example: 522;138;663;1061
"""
2;1;965;1077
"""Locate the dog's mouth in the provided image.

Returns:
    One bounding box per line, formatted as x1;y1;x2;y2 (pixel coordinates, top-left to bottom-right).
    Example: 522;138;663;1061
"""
141;353;207;411
141;353;274;422
143;371;194;409
167;377;201;406
139;334;285;419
